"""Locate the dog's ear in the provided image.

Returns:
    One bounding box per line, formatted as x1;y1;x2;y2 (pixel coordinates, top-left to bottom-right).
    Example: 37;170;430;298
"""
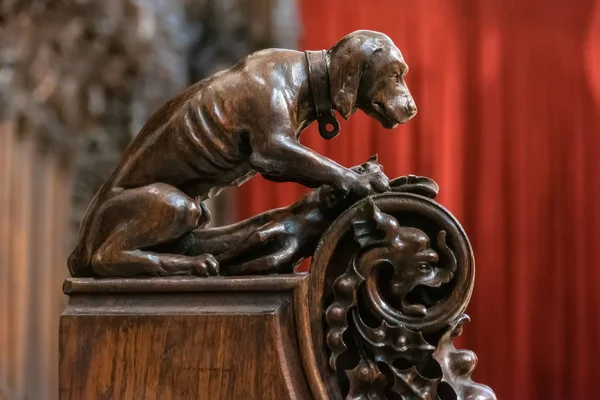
328;37;365;120
368;154;379;163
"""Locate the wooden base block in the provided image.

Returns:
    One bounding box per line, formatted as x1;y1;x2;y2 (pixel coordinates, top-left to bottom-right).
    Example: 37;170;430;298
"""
59;275;312;400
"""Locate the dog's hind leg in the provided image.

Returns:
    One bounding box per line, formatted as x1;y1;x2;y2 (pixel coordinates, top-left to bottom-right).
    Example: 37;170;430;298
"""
89;183;218;277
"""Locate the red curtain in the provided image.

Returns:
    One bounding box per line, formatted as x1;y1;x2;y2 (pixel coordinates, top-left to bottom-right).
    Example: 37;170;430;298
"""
236;0;600;397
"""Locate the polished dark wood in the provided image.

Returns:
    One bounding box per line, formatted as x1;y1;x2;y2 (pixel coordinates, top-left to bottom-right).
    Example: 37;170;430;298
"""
59;275;312;400
60;191;496;399
307;193;495;399
156;157;438;276
62;29;496;400
67;30;417;278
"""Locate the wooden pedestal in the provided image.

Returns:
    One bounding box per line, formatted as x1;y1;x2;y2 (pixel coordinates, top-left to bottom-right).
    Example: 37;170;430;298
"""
59;276;312;400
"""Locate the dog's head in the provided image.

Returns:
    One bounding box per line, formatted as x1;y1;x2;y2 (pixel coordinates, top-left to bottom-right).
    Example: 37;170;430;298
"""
328;30;417;129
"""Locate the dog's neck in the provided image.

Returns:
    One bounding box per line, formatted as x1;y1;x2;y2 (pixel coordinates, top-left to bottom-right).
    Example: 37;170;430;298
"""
305;50;340;139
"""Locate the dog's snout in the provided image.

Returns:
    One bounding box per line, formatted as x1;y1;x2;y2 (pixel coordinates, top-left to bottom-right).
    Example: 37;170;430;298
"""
406;98;417;118
407;100;417;115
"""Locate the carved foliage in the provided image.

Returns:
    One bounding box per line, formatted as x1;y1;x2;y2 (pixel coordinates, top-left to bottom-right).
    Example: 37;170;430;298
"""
433;315;496;400
319;195;496;400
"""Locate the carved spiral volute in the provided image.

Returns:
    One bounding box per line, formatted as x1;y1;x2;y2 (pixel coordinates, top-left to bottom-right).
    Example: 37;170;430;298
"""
308;192;496;400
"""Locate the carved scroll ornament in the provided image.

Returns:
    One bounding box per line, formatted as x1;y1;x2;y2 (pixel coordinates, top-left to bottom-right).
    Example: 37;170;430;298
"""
306;192;496;400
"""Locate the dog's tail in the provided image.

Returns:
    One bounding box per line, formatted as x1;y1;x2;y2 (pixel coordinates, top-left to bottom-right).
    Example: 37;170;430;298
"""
67;189;107;277
67;241;94;277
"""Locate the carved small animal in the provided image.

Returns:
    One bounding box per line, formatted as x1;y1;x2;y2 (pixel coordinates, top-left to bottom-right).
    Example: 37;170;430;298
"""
159;158;440;275
180;157;385;275
68;30;417;277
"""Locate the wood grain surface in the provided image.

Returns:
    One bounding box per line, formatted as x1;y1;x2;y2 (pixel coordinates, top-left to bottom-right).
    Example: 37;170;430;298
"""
59;276;311;400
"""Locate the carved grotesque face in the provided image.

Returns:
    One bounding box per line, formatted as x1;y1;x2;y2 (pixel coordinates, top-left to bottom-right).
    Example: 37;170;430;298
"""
357;46;417;129
388;228;456;316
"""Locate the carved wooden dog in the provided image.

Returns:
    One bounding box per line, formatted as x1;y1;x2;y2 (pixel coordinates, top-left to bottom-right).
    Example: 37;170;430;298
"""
68;30;417;277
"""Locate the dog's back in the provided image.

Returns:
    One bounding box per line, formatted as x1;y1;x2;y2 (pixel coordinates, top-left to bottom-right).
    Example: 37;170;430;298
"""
68;48;306;276
95;48;305;195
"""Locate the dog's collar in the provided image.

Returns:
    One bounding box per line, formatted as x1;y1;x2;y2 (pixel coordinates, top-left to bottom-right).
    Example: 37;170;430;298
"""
305;50;340;140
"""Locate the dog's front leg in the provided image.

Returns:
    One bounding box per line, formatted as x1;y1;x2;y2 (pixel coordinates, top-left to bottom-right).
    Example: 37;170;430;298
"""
250;138;389;196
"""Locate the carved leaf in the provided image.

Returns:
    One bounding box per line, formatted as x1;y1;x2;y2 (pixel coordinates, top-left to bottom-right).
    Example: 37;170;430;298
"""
326;265;364;370
432;315;497;400
436;230;457;277
351;199;399;249
389;175;440;199
346;357;387;400
321;193;487;399
388;365;440;400
352;310;435;365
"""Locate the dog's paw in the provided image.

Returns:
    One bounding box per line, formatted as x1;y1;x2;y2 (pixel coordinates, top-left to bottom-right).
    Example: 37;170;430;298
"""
193;254;219;277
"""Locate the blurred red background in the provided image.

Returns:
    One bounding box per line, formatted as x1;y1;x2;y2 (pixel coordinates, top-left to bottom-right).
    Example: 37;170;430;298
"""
238;0;600;398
